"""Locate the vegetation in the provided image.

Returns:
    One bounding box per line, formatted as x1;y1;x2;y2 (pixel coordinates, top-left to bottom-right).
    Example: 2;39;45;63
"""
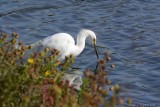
0;32;131;107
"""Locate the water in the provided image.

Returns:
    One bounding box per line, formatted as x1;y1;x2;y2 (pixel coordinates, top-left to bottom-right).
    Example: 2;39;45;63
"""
0;0;160;106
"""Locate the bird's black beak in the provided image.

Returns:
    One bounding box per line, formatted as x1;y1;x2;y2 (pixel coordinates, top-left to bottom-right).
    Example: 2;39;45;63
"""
93;42;99;73
93;42;99;59
92;39;99;72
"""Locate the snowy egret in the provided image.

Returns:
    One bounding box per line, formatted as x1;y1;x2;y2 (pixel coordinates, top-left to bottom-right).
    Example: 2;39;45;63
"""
30;29;99;90
31;29;99;60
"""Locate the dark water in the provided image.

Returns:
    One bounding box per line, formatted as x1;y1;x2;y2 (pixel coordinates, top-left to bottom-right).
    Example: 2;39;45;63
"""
0;0;160;106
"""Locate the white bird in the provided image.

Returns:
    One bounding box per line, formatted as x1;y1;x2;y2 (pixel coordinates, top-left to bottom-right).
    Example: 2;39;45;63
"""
30;29;99;90
31;29;99;60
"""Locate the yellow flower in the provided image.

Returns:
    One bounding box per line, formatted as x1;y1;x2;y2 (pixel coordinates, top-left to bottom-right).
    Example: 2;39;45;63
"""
45;71;50;77
39;51;45;57
45;47;49;52
28;58;34;64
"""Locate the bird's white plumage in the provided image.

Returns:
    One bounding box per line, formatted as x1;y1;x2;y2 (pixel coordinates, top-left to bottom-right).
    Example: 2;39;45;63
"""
42;33;75;59
32;29;97;60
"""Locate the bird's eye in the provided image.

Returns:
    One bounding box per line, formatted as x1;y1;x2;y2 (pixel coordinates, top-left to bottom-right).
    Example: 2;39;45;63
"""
92;38;96;44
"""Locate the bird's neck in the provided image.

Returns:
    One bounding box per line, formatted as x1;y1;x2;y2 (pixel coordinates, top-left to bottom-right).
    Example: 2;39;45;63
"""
76;31;89;53
71;29;96;57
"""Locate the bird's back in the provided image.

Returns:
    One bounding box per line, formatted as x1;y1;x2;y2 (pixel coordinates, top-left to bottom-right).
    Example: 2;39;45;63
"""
42;33;75;59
